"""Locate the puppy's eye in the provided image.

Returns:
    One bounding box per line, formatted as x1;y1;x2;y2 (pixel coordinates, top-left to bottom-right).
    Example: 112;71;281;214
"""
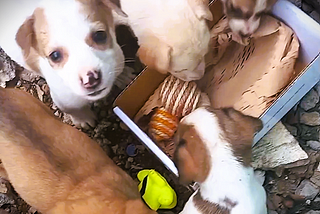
49;50;63;63
92;31;107;44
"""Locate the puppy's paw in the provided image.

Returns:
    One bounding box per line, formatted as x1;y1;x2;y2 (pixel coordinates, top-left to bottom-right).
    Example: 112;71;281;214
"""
114;66;136;90
70;109;98;129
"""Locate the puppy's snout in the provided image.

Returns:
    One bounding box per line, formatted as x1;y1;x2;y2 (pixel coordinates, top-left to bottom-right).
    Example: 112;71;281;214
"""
80;70;101;90
239;31;251;38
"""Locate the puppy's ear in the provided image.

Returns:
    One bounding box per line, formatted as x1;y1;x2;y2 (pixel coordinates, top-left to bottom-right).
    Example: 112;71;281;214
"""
137;34;172;74
173;125;210;185
188;0;213;21
15;12;41;73
101;0;128;17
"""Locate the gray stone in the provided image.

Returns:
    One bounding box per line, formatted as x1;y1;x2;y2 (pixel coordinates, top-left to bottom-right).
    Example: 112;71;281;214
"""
310;11;320;23
305;211;320;214
300;125;320;141
295;179;320;200
301;112;320;126
307;141;320;151
302;2;314;13
0;48;16;88
288;0;302;7
315;81;320;97
252;122;308;169
300;89;319;111
310;164;320;186
284;123;298;136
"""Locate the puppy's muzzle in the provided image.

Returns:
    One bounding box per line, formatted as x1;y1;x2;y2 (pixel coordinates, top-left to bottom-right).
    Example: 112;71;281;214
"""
80;70;101;90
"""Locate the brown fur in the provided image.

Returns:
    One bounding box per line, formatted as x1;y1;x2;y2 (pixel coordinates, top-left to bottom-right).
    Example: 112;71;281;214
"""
173;124;211;185
137;33;173;74
207;107;262;167
193;191;236;214
0;88;155;214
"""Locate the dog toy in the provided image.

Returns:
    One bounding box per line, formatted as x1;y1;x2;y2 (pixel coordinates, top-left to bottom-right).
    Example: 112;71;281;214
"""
137;169;177;211
160;75;201;119
148;75;202;156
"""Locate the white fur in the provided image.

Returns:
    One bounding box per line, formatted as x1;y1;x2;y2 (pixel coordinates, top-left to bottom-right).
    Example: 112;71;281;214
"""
179;108;267;214
0;0;125;128
114;0;211;81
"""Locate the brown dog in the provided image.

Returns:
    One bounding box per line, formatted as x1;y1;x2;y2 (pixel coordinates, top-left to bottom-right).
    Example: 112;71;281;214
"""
0;88;156;214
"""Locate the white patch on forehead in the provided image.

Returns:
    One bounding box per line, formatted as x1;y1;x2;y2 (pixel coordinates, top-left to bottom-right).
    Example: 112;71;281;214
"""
182;108;226;151
254;0;267;13
39;0;92;48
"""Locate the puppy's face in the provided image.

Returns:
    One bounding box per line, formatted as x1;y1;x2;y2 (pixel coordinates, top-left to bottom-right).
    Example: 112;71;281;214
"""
137;0;212;82
222;0;277;39
16;0;126;101
173;107;262;185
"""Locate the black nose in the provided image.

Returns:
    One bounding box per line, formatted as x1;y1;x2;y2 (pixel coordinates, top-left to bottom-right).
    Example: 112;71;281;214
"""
81;70;101;90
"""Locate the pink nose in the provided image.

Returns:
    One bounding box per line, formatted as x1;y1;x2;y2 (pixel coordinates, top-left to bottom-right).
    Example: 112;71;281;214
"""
80;70;101;90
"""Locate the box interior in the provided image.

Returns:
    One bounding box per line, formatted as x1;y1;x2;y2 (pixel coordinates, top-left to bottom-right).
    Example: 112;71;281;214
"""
113;0;320;175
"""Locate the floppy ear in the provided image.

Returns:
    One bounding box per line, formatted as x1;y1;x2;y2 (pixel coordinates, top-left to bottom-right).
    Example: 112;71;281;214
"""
188;0;213;21
15;12;41;73
173;125;210;185
101;0;128;17
137;34;172;74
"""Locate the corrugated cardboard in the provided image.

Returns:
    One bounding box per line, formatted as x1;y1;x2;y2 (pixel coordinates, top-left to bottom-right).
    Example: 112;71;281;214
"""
113;0;320;176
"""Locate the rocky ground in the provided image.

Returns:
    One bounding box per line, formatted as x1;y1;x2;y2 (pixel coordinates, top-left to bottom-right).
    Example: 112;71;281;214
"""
0;1;320;213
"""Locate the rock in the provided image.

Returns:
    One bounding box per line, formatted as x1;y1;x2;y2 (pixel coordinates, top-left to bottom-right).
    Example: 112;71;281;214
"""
288;0;302;7
284;123;298;136
305;211;320;214
20;71;39;83
310;165;320;186
0;48;16;88
300;125;320;141
254;170;266;186
295;180;319;200
315;81;320;97
307;141;320;151
310;10;320;23
0;193;14;207
300;89;319;111
301;112;320;126
302;2;315;13
252;122;308;169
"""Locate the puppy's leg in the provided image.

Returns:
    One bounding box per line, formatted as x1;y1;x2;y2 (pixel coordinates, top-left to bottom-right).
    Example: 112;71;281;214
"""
50;91;97;129
68;105;97;129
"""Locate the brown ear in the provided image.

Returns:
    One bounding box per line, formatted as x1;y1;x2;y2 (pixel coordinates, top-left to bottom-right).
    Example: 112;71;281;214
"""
137;34;172;74
16;15;35;58
101;0;127;17
266;0;278;11
15;13;41;73
173;125;210;185
188;0;213;21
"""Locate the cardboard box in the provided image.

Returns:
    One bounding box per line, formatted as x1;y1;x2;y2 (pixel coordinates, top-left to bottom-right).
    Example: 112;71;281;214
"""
113;0;320;176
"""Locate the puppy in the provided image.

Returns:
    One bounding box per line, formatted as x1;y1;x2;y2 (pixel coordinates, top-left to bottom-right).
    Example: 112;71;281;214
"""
221;0;277;42
174;107;267;214
0;0;126;128
0;87;156;214
113;0;213;81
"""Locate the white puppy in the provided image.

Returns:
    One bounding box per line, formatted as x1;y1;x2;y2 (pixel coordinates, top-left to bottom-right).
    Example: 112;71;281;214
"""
174;107;267;214
0;0;126;128
113;0;213;81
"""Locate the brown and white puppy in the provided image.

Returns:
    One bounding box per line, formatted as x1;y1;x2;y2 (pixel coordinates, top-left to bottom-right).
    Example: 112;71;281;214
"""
113;0;213;81
221;0;277;41
0;0;126;128
174;107;267;214
0;88;156;214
